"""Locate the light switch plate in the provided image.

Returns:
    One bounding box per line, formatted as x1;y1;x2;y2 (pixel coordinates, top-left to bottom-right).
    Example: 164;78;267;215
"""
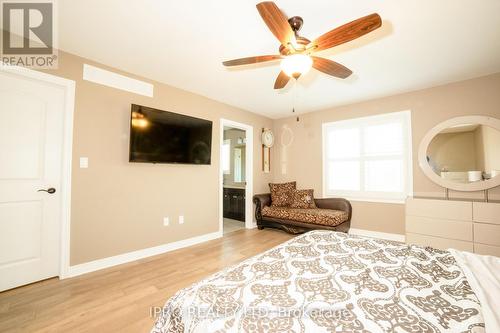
179;215;184;224
163;217;169;226
80;157;89;168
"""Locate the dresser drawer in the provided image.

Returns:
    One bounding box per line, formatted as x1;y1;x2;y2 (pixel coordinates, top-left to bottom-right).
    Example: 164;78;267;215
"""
406;198;472;221
474;223;500;246
474;243;500;257
406;233;473;252
473;202;500;225
406;216;472;241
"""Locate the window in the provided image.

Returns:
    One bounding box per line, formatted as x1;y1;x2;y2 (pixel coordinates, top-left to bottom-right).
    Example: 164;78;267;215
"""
222;139;230;174
322;111;413;203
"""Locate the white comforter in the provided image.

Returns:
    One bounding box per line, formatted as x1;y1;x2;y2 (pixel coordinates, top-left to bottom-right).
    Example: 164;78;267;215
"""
152;231;486;332
450;249;500;333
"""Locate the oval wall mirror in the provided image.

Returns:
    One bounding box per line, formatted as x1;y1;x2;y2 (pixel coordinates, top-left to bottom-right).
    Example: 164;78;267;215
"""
419;115;500;191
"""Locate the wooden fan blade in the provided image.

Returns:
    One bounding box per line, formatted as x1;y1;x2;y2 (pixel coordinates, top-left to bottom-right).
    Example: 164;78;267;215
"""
274;71;291;89
311;56;353;79
256;2;295;46
222;55;281;67
308;13;382;52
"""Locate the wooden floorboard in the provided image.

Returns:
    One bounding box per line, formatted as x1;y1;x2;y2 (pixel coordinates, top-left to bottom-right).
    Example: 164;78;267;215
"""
0;228;294;333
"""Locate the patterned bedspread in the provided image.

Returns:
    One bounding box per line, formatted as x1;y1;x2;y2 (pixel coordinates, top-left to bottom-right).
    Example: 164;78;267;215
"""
152;231;484;332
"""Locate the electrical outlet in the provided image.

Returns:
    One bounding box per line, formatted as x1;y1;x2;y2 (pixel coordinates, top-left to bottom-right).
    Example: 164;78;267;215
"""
179;215;184;224
163;217;169;226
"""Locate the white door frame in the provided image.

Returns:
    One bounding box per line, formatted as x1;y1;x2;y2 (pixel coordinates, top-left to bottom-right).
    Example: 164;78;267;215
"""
219;119;254;232
0;65;75;279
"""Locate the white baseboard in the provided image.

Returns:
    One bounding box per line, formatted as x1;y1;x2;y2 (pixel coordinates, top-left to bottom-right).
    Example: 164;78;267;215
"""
62;228;403;279
349;228;405;242
63;231;222;279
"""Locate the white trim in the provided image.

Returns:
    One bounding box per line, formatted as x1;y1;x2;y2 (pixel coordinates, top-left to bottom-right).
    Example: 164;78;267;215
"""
407;113;415;198
0;64;76;280
59;76;75;279
66;231;222;278
219;119;255;233
343;197;406;205
82;64;154;97
349;228;406;242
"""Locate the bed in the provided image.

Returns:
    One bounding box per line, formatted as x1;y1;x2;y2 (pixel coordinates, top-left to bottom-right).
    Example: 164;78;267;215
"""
152;230;499;333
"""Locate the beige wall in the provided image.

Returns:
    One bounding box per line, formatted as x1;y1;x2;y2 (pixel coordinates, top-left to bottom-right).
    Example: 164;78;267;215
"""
472;125;500;174
272;73;500;235
42;51;273;265
481;125;500;173
39;50;500;262
427;131;477;172
475;126;486;171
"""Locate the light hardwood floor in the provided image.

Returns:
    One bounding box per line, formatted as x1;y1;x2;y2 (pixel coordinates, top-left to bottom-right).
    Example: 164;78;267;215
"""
223;218;245;234
0;228;294;333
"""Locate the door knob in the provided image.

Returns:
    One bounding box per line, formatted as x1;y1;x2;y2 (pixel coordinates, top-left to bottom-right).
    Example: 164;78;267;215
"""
38;187;56;194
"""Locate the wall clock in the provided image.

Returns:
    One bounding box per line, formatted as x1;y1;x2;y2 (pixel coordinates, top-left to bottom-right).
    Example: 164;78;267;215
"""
261;128;274;173
261;129;275;148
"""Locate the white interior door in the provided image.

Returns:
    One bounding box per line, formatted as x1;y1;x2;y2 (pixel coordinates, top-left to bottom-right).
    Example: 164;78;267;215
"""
0;70;66;291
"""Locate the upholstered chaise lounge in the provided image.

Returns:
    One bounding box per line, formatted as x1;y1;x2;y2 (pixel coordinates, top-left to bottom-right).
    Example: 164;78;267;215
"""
253;193;352;234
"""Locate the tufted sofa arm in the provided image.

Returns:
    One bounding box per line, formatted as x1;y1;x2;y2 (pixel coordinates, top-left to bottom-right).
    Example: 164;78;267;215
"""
253;193;272;221
314;198;352;222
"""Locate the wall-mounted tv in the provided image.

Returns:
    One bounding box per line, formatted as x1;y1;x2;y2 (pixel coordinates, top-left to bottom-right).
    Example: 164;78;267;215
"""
129;104;212;164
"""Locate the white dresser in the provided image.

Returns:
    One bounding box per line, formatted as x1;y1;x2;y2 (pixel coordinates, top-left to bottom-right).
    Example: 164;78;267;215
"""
405;197;500;257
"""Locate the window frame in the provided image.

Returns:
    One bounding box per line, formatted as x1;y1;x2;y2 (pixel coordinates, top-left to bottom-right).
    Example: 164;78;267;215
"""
322;111;413;204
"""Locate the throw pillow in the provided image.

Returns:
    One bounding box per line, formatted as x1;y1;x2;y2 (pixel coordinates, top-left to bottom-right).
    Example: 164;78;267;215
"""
290;189;317;209
269;181;296;207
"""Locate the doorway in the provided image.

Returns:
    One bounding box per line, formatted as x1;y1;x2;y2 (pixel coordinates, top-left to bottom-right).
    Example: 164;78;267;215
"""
219;119;253;234
0;66;75;291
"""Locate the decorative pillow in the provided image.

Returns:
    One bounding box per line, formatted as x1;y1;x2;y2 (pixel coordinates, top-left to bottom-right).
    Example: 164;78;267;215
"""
269;181;296;207
290;189;317;209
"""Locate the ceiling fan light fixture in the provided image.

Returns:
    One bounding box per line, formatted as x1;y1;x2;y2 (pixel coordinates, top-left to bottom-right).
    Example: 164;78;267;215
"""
280;54;312;78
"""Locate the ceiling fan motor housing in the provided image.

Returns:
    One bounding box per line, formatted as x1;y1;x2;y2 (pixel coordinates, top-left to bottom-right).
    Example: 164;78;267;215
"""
288;16;303;32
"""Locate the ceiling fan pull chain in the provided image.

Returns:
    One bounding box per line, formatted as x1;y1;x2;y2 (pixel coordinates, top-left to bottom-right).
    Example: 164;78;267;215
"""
293;80;300;122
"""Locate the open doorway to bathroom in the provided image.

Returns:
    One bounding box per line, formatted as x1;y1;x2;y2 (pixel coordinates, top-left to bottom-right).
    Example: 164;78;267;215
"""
219;119;254;235
222;126;247;234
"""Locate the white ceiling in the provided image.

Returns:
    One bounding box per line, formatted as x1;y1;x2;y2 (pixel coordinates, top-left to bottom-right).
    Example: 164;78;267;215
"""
59;0;500;119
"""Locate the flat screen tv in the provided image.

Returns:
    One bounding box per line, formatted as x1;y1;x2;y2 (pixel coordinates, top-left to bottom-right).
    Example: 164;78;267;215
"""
129;104;212;164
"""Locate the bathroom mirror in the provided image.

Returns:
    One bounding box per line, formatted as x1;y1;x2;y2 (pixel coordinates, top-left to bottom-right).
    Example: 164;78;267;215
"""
233;147;245;183
419;116;500;191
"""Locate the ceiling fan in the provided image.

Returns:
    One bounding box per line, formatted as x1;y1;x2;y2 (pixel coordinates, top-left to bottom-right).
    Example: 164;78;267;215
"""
222;1;382;89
